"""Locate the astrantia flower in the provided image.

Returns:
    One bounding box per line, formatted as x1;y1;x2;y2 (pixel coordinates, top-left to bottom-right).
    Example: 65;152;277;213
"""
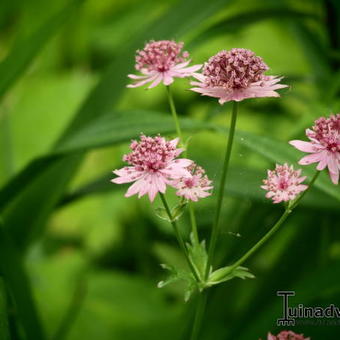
111;135;192;202
261;164;308;204
127;40;202;89
174;163;213;201
266;330;310;340
190;48;287;104
289;113;340;184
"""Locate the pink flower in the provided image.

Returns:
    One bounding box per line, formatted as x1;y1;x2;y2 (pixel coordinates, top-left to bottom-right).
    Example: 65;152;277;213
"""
266;330;310;340
289;113;340;184
127;40;202;89
111;135;192;202
190;48;287;104
174;163;213;201
261;164;308;204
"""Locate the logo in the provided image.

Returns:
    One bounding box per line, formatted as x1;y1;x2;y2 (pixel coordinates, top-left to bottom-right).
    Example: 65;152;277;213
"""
277;291;340;326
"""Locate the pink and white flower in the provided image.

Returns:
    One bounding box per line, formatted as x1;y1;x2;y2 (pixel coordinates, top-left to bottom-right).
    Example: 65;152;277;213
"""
190;48;287;104
111;135;192;202
127;40;202;89
261;164;308;204
266;330;310;340
174;163;213;201
289;113;340;184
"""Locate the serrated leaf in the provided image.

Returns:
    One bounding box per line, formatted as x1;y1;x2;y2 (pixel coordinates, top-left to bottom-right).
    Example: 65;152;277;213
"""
158;263;197;302
187;236;208;282
155;207;171;222
171;201;187;221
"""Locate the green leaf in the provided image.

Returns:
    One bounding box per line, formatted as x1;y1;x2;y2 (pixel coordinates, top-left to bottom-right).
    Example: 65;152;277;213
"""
54;110;210;154
0;220;45;340
187;237;208;282
0;0;84;101
208;265;255;286
189;7;319;48
158;263;196;302
155;207;171;222
2;154;81;249
0;278;10;340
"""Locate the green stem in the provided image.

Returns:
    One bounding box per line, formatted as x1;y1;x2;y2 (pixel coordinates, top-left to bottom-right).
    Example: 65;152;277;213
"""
206;101;238;277
159;193;200;282
232;209;291;269
189;203;199;245
190;292;207;340
290;170;320;210
166;85;183;143
231;170;320;269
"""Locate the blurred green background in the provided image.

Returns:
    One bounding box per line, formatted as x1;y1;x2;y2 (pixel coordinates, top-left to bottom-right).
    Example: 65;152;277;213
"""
0;0;339;339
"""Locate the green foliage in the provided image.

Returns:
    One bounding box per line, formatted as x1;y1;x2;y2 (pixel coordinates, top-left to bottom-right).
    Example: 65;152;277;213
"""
0;0;340;339
0;278;10;340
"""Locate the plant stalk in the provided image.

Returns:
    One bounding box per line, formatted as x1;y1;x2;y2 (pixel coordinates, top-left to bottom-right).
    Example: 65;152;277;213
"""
190;292;207;340
166;85;183;143
159;193;200;282
206;101;238;278
231;170;320;269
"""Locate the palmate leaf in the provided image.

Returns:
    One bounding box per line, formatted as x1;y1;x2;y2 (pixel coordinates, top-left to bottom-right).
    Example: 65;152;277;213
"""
157;263;196;302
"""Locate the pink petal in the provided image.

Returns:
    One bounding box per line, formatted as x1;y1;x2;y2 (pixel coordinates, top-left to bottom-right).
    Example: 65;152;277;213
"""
148;74;163;89
127;74;158;88
316;151;328;170
125;178;145;197
162;73;174;86
298;152;323;165
289;140;319;153
127;74;149;80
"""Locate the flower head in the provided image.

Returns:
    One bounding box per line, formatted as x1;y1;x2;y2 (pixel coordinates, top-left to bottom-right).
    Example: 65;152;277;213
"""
266;330;310;340
111;135;192;202
174;163;213;201
290;113;340;184
261;164;308;204
127;40;202;89
190;48;287;104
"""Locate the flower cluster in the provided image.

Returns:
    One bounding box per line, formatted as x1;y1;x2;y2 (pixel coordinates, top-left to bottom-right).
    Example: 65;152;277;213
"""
261;164;308;204
112;135;212;202
174;163;213;201
266;330;310;340
190;48;287;104
290;113;340;184
127;40;201;89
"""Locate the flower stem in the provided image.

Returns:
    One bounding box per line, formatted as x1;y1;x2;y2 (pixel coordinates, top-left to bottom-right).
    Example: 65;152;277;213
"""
166;85;183;143
159;193;200;282
189;203;199;245
206;101;238;277
231;170;320;269
190;291;207;340
290;170;320;210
